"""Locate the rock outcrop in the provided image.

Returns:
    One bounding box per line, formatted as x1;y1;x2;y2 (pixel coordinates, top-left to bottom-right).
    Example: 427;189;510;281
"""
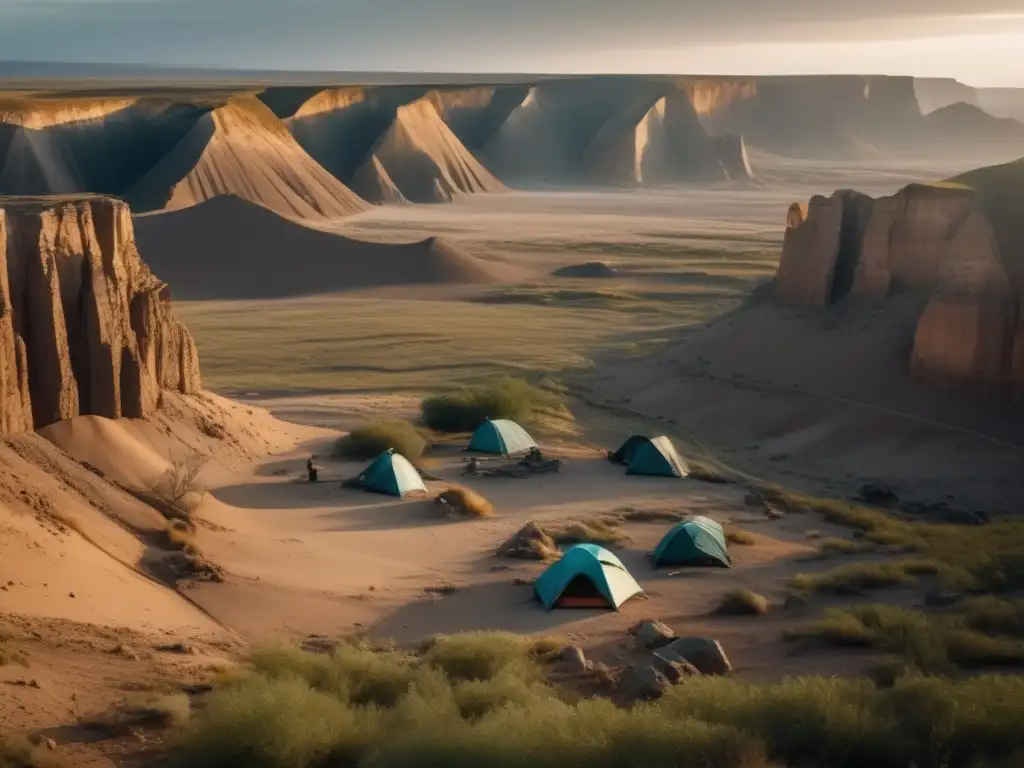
775;176;1024;396
0;195;200;434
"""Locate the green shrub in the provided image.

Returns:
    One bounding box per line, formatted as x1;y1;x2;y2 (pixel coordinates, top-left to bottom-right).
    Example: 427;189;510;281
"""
790;559;940;594
785;604;1024;672
420;377;563;433
819;537;874;555
551;519;629;549
961;596;1024;636
174;633;1024;768
333;420;426;461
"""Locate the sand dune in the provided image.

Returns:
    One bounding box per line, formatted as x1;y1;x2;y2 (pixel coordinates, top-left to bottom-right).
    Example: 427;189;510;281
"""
287;89;504;203
133;195;513;298
124;96;368;219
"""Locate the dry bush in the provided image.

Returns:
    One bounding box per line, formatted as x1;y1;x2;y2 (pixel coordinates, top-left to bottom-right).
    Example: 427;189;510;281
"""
715;589;770;616
435;487;495;519
724;527;756;546
147;451;208;520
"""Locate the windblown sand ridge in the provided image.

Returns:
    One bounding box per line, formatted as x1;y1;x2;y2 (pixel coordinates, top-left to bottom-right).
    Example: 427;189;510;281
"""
132;195;514;298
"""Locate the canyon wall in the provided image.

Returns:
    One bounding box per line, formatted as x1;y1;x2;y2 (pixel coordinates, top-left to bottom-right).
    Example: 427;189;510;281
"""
776;180;1023;396
0;196;200;434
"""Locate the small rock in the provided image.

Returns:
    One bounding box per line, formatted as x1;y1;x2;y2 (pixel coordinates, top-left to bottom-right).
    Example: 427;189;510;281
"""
490;565;513;573
512;577;534;587
68;592;75;598
856;483;900;509
661;660;700;684
743;492;766;509
924;589;962;607
45;739;57;751
113;643;138;660
560;645;590;672
765;507;785;520
663;637;731;676
630;619;676;649
805;530;822;540
783;593;809;610
623;663;670;700
156;642;196;655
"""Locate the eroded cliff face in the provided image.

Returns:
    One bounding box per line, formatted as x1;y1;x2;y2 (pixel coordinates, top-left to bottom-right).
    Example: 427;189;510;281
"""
0;195;200;434
775;183;1023;396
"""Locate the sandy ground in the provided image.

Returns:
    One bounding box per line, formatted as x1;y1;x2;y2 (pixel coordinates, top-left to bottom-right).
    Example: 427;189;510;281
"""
2;152;1021;764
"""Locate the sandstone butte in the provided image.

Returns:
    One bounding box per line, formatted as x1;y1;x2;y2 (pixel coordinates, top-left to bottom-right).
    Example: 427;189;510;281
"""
0;195;200;434
776;182;1023;396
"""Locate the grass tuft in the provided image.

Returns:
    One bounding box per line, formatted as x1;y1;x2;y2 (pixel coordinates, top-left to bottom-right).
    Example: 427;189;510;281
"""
715;589;770;616
790;560;941;594
334;420;427;461
724;527;756;546
435;487;495;519
420;377;565;433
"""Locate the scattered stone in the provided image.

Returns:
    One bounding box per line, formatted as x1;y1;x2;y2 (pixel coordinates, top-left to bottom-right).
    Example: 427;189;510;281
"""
113;643;139;660
490;564;513;573
560;645;591;673
902;501;988;526
45;739;57;751
630;619;677;649
68;592;75;599
623;664;670;700
924;589;963;607
663;637;732;676
805;530;822;539
661;660;700;684
783;592;809;610
765;507;785;520
743;491;766;509
856;483;900;509
155;642;196;655
512;577;534;587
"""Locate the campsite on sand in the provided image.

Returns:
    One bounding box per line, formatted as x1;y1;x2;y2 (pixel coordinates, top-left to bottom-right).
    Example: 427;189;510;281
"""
2;73;1024;767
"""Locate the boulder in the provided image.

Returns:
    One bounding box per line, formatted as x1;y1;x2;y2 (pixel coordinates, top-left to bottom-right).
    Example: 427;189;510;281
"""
663;637;732;675
856;483;900;508
560;645;591;672
623;663;670;700
631;619;677;649
0;196;200;434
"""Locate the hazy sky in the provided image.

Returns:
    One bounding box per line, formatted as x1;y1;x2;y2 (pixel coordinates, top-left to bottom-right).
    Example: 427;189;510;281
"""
1;0;1021;86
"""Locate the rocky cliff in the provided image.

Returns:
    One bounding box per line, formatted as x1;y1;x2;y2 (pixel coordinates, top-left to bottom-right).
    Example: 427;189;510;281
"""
775;177;1023;396
0;195;200;434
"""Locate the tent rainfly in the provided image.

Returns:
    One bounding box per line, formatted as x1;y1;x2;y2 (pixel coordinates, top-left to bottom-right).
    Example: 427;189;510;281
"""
652;516;731;568
625;436;689;478
358;449;427;497
534;544;644;610
609;434;656;465
468;418;537;456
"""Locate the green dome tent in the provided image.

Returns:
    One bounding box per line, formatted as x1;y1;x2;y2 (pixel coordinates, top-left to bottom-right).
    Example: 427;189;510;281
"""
625;436;689;478
609;434;657;465
534;544;644;610
652;516;731;568
468;418;537;456
358;449;427;497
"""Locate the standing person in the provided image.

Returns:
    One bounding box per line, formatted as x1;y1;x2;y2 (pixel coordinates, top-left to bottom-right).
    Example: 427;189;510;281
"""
307;457;318;483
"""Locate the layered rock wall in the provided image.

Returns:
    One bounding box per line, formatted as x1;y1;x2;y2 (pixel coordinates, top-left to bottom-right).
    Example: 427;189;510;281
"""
776;183;1023;395
0;196;200;434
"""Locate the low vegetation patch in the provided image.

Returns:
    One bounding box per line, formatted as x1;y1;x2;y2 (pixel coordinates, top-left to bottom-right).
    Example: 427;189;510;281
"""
420;377;566;433
334;420;427;461
757;484;1024;593
687;459;732;485
724;526;756;546
819;537;874;555
551;518;630;549
785;603;1024;672
715;589;770;616
612;507;689;523
790;559;941;595
170;632;1024;768
435;487;495;519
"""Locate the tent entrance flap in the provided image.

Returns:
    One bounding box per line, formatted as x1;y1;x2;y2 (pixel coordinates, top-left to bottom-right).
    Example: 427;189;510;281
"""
554;575;613;608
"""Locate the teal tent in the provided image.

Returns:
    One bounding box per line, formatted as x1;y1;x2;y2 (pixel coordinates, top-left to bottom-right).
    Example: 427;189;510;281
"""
358;449;427;497
625;436;689;478
468;419;537;456
609;435;655;465
652;516;731;568
534;544;644;610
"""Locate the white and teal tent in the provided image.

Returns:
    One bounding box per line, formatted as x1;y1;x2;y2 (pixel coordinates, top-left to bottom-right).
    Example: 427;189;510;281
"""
358;449;427;497
534;544;644;610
